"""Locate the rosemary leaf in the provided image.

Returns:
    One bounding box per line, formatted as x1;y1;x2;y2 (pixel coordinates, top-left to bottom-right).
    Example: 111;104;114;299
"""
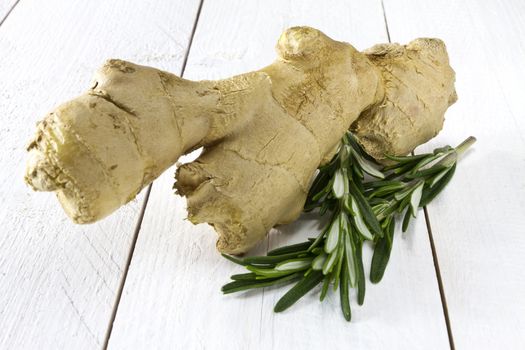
349;181;383;237
420;164;456;207
322;250;338;275
267;241;312;256
246;265;302;278
312;253;328;271
325;215;341;254
351;148;385;179
340;262;352;321
332;169;345;198
275;258;313;271
222;272;302;294
231;273;257;281
222;253;247;266
405;164;449;179
274;271;324;312
356;241;366;305
370;219;395;283
332;243;345;291
320;273;332;301
384;152;430;163
409;181;425;217
428;167;451;187
351;197;374;240
344;229;357;287
243;251;306;265
402;207;412;232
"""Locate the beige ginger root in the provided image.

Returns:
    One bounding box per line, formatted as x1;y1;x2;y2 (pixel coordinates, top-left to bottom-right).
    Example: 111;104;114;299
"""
25;27;456;254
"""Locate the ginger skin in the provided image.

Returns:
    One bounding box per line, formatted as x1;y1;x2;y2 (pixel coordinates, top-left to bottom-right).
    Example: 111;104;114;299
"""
25;27;456;254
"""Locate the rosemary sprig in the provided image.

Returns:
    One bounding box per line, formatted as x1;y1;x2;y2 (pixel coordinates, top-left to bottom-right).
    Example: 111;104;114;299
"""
222;133;476;321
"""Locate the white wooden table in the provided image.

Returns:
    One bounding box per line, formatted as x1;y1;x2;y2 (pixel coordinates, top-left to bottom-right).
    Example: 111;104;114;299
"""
1;1;524;349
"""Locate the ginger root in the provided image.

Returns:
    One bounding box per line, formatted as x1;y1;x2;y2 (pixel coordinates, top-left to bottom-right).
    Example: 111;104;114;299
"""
25;27;456;254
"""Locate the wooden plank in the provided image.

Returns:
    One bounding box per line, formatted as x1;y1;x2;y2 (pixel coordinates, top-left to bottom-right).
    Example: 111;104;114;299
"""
109;0;450;348
0;0;200;348
383;0;525;348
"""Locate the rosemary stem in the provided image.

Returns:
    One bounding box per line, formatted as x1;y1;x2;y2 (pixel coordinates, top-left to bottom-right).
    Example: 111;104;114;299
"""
455;136;477;156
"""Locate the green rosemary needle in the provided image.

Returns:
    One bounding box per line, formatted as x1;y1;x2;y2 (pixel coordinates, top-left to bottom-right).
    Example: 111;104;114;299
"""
222;133;476;321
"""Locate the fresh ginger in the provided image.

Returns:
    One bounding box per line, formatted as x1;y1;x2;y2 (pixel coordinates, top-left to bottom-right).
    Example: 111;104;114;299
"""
25;27;456;254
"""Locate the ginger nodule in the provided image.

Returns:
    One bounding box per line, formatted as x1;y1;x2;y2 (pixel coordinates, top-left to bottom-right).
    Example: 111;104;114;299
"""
25;27;456;254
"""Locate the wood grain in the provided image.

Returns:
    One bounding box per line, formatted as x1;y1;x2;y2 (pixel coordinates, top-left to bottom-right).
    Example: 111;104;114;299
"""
108;1;449;349
0;0;200;348
383;0;525;348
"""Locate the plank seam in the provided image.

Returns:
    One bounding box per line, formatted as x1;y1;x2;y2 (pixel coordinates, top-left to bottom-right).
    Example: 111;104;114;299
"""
101;184;152;349
0;0;21;27
102;1;204;348
380;0;391;42
259;235;270;341
181;0;204;77
381;1;454;347
423;207;456;350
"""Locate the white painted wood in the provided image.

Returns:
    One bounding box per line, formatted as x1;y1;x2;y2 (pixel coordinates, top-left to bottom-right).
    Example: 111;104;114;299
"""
0;0;18;23
383;0;525;348
0;0;200;348
109;1;449;348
